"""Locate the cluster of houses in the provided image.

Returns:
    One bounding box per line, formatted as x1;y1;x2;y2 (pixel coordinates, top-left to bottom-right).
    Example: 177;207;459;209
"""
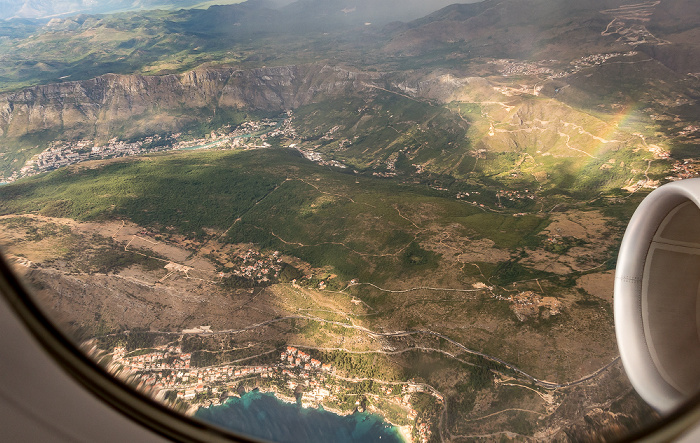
417;422;432;443
11;136;177;183
678;125;700;138
280;346;332;373
170;118;291;151
295;147;349;169
668;159;700;181
175;365;276;401
113;344;335;405
284;377;332;406
109;342;446;440
557;51;643;80
113;345;191;372
266;113;297;139
572;52;637;69
622;178;661;193
373;171;398;178
490;51;639;82
113;344;278;401
302;386;332;404
490;59;556;77
384;152;400;172
455;190;480;199
643;142;671;160
229;249;284;283
223;115;296;143
4;115;297;184
496;188;535;202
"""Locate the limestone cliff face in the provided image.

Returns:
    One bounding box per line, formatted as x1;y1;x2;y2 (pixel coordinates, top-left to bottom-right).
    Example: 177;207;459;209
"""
0;64;380;139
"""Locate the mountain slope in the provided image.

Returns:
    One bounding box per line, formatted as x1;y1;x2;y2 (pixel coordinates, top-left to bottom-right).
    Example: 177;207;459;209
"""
0;64;377;140
383;0;700;67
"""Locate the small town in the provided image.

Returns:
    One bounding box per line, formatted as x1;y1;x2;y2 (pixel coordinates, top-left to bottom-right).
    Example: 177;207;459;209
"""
1;114;297;184
490;59;556;77
570;51;639;69
104;342;436;443
490;51;640;80
295;147;349;169
10;135;175;182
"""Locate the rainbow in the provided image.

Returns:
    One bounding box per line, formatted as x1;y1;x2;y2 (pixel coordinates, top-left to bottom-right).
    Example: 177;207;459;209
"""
591;102;641;158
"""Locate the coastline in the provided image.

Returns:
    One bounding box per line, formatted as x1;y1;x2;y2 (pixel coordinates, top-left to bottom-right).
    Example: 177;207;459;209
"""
396;425;413;443
191;387;413;443
268;388;414;443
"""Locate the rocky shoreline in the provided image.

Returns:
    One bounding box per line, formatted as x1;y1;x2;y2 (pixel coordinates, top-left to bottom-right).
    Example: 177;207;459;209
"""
187;386;413;443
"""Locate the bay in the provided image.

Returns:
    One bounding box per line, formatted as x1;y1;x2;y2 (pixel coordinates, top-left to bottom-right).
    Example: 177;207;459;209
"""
195;391;406;443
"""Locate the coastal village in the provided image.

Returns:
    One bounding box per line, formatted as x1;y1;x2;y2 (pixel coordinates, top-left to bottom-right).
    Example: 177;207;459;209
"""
104;341;436;443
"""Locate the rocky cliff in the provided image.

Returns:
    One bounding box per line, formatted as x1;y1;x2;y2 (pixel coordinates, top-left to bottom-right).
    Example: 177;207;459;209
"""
0;63;381;140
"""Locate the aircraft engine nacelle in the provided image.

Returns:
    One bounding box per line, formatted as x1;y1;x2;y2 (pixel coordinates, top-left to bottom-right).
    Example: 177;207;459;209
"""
616;178;700;413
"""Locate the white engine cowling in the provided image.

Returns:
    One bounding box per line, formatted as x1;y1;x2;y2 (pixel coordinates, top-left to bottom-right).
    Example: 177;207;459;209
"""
616;178;700;413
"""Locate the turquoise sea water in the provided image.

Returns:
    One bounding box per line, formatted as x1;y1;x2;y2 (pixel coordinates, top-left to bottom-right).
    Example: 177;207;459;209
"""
195;391;405;443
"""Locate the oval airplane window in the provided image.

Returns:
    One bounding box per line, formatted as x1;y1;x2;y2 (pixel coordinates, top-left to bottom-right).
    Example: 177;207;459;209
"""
1;0;699;441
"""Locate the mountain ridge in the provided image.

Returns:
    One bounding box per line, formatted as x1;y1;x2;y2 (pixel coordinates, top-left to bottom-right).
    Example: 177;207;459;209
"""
0;63;381;141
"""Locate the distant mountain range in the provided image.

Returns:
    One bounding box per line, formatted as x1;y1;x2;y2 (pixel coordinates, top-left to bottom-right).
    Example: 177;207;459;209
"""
0;0;201;20
0;0;478;21
384;0;700;66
